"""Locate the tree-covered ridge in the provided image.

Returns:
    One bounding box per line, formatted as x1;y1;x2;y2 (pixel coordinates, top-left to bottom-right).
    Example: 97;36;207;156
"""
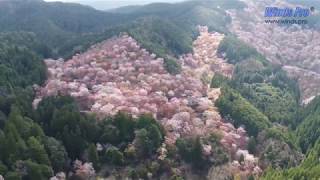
55;0;244;73
217;36;262;65
216;86;271;137
115;16;193;74
0;91;235;179
0;32;47;88
0;0;130;46
214;30;320;180
215;35;306;171
53;16;191;74
0;0;243;61
0;89;55;180
0;0;246;77
216;32;320;179
217;36;300;126
0;92;167;179
238;83;298;125
111;0;245;33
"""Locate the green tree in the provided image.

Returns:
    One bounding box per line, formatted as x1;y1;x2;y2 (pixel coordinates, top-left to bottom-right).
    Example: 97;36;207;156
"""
147;124;163;152
2;122;27;165
113;112;136;143
24;160;53;180
217;36;260;64
136;114;164;152
7;105;28;137
5;171;21;180
176;137;207;170
99;124;120;145
211;73;228;88
105;147;124;166
0;161;8;175
239;154;244;164
247;137;256;154
134;129;152;158
190;137;204;169
61;125;88;159
44;137;68;172
247;175;255;180
27;137;51;166
87;144;99;169
0;111;6;129
296;101;320;153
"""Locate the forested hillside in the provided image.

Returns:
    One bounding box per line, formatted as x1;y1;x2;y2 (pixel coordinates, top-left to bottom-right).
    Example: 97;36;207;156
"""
0;0;242;59
0;0;133;58
229;0;320;105
224;0;320;178
214;36;304;171
260;96;320;179
0;0;319;179
0;32;47;88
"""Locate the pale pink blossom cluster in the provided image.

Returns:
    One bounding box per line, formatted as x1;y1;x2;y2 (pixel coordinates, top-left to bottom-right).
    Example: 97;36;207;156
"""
35;34;210;144
220;126;248;154
232;149;261;175
230;159;262;178
50;172;66;180
71;160;95;179
34;28;259;174
180;26;234;81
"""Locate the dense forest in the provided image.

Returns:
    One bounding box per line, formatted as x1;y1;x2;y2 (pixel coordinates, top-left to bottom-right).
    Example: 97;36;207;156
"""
214;36;319;178
0;0;319;179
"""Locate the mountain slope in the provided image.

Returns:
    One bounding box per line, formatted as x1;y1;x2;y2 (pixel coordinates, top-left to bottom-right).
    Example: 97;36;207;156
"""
0;0;244;61
0;0;318;179
0;32;47;88
229;0;320;104
0;0;132;57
